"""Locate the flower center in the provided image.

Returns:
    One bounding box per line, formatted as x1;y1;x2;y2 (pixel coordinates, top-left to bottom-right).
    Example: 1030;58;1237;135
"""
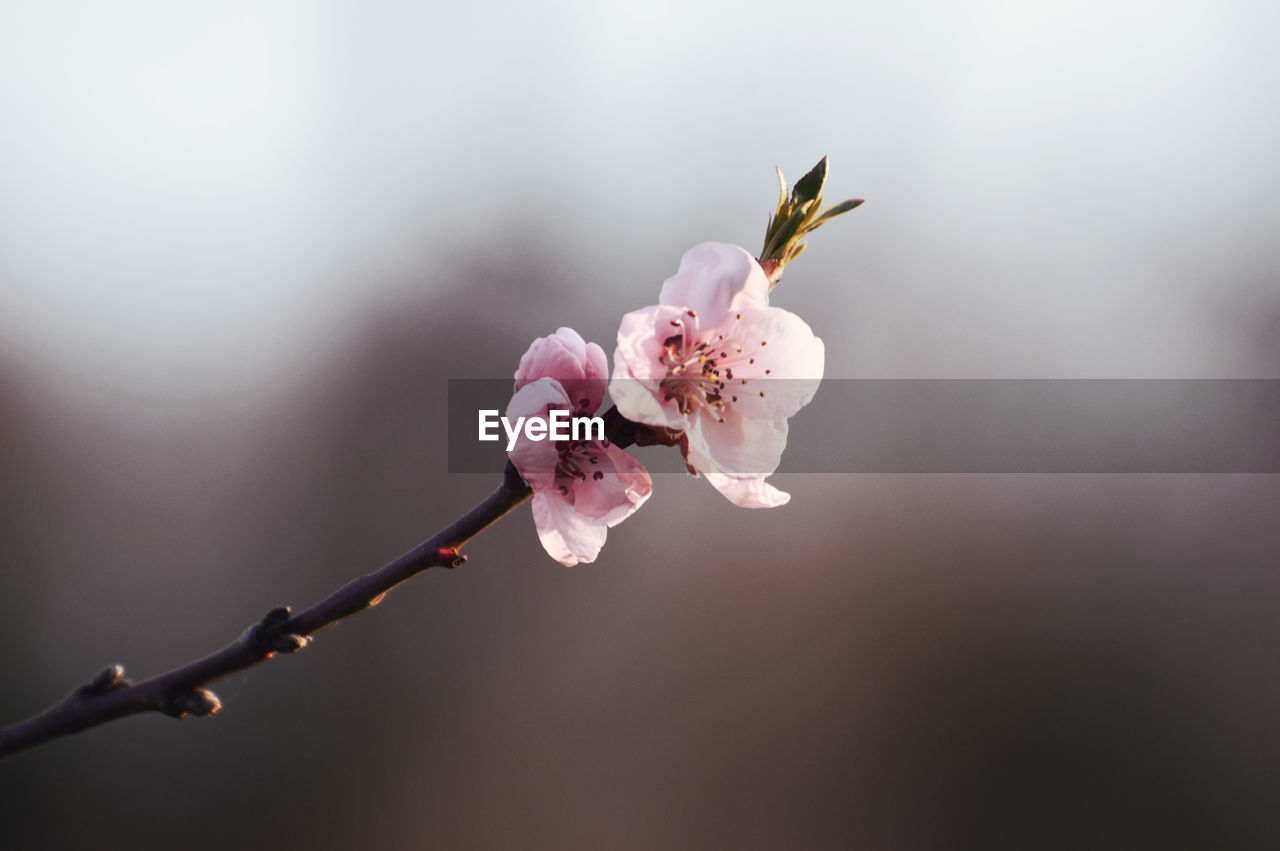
658;312;768;422
552;435;608;495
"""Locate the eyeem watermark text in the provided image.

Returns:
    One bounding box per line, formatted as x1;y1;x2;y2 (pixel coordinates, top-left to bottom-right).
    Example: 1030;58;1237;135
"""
478;410;605;451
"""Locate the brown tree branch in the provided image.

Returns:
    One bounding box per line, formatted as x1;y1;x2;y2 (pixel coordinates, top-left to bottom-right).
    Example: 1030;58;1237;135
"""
0;405;661;761
0;461;533;760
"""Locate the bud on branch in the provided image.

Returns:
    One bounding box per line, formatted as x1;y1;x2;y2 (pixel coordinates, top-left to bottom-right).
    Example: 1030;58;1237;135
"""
759;155;864;287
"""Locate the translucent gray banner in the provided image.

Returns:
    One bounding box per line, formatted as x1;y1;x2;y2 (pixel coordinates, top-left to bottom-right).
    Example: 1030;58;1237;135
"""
447;379;1280;473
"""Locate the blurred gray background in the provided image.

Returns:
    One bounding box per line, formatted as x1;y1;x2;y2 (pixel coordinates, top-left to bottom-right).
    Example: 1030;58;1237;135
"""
1;1;1277;848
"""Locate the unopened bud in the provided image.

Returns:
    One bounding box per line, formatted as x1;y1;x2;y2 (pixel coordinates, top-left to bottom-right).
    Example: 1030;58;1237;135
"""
86;664;128;694
171;688;222;718
271;633;310;654
262;606;292;625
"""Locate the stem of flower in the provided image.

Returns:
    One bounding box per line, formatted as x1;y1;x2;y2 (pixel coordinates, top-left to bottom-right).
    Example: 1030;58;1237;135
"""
759;258;784;287
0;462;532;761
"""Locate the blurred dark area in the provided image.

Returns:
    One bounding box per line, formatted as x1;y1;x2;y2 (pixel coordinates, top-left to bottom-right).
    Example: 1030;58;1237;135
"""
1;247;1277;850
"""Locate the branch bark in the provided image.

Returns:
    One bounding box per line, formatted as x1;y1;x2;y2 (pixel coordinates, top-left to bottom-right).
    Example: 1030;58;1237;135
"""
0;461;533;760
0;405;662;761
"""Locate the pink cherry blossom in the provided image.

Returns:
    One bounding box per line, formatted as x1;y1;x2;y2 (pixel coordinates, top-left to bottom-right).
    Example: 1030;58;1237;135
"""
610;242;824;508
508;329;652;566
515;326;608;416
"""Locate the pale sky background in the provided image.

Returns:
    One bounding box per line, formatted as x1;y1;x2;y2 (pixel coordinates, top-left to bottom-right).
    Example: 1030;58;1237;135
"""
1;0;1277;402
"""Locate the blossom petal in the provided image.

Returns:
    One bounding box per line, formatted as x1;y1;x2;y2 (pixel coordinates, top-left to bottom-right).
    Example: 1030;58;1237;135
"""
582;341;609;411
685;407;790;479
700;471;792;508
719;306;825;422
531;492;609;566
735;306;825;382
506;378;572;491
611;306;687;430
570;443;653;524
612;306;672;383
683;408;794;507
516;327;607;414
658;243;770;321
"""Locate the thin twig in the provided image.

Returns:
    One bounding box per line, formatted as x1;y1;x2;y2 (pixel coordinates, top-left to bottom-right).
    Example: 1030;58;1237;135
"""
0;461;532;760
